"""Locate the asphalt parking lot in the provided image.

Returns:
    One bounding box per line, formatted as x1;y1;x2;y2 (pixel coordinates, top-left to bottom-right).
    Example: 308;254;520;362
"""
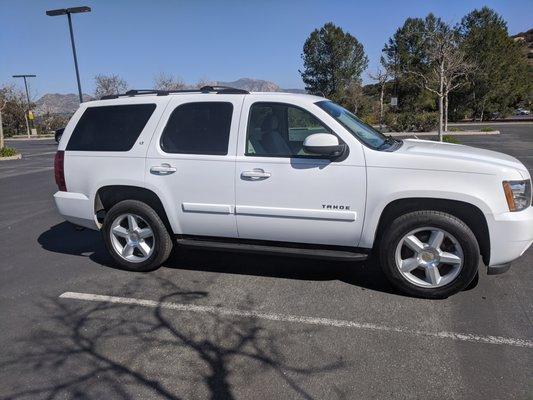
0;125;532;399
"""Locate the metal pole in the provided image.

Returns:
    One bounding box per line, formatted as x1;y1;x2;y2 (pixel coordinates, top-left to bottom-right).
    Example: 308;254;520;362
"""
22;77;31;137
22;77;31;106
67;12;84;103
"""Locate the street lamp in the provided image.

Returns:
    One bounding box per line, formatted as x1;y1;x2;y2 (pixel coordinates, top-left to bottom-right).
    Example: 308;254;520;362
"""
12;74;37;138
46;6;91;104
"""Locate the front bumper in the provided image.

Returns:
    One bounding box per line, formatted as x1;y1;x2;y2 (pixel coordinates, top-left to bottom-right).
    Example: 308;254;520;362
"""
487;206;533;266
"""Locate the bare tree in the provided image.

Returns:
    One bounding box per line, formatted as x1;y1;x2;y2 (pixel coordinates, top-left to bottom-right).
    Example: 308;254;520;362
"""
344;80;366;114
405;25;469;141
94;74;128;99
368;58;391;130
442;50;475;130
153;73;185;91
196;77;216;89
39;105;71;135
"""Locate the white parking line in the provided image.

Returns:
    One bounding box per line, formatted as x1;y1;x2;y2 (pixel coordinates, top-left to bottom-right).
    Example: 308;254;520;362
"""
59;291;533;349
0;167;54;180
24;151;57;157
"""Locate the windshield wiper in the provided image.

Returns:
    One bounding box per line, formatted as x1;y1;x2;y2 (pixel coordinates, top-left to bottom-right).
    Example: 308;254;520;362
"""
378;135;401;150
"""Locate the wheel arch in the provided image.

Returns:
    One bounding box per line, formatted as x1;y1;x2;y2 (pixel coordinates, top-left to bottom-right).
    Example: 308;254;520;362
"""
373;198;490;265
94;185;173;234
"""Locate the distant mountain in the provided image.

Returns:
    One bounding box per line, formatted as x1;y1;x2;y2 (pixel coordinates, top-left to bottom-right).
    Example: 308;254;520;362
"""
217;78;307;94
34;93;93;116
217;78;280;92
512;28;533;66
34;78;307;115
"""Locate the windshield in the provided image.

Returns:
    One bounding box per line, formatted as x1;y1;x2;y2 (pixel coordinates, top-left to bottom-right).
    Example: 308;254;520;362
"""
315;100;389;150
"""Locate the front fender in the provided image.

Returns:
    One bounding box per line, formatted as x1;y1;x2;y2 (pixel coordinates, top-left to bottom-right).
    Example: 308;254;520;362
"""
358;167;497;248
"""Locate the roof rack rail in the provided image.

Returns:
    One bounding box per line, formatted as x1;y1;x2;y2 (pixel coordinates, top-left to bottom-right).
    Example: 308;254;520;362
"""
199;86;249;94
100;86;249;100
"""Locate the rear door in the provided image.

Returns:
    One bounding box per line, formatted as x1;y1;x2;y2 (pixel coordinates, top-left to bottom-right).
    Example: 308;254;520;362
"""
234;95;367;246
145;94;244;237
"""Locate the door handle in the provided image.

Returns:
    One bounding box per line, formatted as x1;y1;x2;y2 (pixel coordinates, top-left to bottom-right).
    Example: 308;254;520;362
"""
241;168;271;180
150;163;177;175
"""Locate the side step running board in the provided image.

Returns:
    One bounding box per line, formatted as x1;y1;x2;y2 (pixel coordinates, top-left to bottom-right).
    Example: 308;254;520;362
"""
176;238;368;261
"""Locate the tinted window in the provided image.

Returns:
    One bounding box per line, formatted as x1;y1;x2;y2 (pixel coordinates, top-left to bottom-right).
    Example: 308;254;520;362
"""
67;104;156;151
246;102;331;157
161;102;233;155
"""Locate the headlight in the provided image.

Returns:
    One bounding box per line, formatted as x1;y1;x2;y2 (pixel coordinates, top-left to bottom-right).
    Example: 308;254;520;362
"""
502;179;531;211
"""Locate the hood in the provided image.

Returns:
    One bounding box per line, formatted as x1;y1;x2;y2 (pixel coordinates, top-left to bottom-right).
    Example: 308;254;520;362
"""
397;139;527;176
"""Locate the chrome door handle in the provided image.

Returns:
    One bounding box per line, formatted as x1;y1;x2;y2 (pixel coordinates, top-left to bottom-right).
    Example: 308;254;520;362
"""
241;168;271;180
150;163;177;175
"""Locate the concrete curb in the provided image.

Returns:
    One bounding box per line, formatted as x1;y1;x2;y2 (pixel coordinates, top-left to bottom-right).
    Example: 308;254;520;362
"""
0;153;22;161
388;130;500;137
7;136;54;141
450;121;533;126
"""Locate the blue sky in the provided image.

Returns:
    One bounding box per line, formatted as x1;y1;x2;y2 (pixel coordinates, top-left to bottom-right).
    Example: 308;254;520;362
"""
1;0;531;97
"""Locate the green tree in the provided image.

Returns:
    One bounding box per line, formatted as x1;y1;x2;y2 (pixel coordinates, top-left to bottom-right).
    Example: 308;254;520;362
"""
0;84;28;137
300;22;368;102
383;17;430;112
458;7;529;120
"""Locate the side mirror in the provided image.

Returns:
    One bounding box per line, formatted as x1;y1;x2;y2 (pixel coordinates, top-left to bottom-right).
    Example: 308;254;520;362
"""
303;133;346;157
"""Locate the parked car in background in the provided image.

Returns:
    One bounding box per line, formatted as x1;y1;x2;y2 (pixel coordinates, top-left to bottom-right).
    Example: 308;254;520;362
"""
54;128;65;143
53;87;533;299
515;108;530;115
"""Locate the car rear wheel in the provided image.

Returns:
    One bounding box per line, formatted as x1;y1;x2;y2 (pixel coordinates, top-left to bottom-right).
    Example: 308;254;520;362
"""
379;210;479;299
102;200;173;271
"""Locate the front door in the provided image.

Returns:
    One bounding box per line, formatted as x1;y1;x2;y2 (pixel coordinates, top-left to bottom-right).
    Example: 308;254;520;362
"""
234;97;366;247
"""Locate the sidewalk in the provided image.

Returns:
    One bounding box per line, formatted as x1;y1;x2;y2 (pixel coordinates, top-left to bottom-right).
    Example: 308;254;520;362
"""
6;135;55;141
388;130;500;137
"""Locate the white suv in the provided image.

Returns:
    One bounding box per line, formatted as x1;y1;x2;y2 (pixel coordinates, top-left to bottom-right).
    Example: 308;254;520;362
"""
54;86;533;298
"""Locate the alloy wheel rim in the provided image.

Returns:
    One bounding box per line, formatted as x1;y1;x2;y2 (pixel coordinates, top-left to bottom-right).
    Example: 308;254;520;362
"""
394;227;463;288
110;213;155;263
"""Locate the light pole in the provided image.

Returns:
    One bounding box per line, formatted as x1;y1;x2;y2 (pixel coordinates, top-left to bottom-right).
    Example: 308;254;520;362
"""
46;6;91;104
12;74;36;138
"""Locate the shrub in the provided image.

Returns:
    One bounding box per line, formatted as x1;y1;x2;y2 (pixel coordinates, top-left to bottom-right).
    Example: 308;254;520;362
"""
480;127;494;132
448;126;462;132
0;147;19;157
385;111;438;132
442;135;460;144
361;114;378;126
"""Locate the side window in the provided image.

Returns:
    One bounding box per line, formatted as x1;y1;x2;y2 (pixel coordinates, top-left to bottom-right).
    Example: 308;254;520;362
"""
66;104;156;151
160;102;233;155
246;102;331;157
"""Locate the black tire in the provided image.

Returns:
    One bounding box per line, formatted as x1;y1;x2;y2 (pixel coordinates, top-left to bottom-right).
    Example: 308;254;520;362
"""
379;210;479;299
102;200;173;271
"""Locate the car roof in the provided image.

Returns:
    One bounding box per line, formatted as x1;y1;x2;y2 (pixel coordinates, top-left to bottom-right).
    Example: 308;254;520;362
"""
84;91;326;107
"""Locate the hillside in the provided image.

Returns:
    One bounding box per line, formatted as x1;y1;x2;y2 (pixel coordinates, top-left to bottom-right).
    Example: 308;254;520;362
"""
512;28;533;66
34;78;307;115
34;93;93;116
217;78;280;92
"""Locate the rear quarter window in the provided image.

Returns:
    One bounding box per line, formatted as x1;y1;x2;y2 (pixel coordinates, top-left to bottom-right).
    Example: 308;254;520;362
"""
66;104;156;151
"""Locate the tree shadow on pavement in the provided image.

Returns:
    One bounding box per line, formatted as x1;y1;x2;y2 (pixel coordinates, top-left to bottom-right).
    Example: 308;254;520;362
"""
0;277;346;400
38;222;398;295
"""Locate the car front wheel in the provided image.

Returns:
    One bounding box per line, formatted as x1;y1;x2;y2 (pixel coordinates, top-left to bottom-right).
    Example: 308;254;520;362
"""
102;200;173;271
379;210;479;299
